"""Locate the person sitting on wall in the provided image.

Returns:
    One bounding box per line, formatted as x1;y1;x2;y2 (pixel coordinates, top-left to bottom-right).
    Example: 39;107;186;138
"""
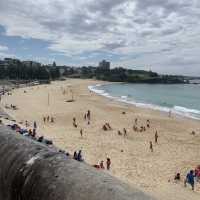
77;150;84;162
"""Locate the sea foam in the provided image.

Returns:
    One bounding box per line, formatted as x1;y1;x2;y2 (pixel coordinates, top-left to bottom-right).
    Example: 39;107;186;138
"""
88;84;200;120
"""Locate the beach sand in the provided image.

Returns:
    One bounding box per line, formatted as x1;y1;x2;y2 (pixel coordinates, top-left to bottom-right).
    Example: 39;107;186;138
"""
1;78;200;200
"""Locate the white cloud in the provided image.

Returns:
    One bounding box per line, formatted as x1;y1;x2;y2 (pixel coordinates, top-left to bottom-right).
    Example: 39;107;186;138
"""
0;0;200;75
0;44;14;58
0;45;8;52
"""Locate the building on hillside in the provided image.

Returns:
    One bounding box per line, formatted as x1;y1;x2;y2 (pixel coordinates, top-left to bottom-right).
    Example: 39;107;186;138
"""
98;60;110;70
4;58;20;65
23;61;41;67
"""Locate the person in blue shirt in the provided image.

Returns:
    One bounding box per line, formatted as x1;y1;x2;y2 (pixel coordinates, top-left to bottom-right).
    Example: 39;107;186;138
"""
184;170;195;190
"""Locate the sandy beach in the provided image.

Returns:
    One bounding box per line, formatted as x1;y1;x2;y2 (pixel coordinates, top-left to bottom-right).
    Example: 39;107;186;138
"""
0;78;200;200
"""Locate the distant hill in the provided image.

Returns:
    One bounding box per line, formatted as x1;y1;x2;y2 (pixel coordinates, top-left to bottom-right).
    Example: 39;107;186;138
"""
0;58;194;84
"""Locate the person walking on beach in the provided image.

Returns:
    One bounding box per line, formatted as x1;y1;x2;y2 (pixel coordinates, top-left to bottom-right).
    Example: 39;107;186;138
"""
87;110;91;121
150;141;153;152
184;170;195;190
43;116;46;123
100;161;105;169
106;158;111;170
73;117;76;123
80;129;83;137
123;128;127;137
155;131;158;143
33;121;37;130
135;118;138;125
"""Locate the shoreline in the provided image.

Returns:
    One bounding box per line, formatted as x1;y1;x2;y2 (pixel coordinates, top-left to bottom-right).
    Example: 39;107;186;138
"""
88;82;200;121
0;78;200;200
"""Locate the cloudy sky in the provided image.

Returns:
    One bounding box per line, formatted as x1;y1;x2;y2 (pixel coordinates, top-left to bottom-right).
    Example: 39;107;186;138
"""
0;0;200;75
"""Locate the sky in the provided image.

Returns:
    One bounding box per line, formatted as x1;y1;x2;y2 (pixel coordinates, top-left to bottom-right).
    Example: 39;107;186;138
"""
0;0;200;75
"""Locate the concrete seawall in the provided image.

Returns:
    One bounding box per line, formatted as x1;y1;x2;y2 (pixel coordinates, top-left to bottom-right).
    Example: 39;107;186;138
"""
0;125;155;200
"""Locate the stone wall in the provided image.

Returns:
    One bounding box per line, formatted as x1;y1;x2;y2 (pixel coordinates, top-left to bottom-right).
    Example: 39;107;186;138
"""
0;125;155;200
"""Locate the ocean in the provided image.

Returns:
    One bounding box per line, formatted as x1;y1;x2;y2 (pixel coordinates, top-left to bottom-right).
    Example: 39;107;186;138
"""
88;83;200;120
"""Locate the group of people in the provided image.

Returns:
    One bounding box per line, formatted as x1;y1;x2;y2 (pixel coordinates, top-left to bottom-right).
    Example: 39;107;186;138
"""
184;166;200;190
8;120;54;146
73;150;84;162
118;128;127;137
5;104;18;110
133;119;150;133
93;158;111;170
174;165;200;191
73;117;78;128
102;123;112;131
43;116;55;123
84;110;91;125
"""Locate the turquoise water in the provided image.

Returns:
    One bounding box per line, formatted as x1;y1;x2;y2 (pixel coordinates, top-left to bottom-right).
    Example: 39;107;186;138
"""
89;83;200;120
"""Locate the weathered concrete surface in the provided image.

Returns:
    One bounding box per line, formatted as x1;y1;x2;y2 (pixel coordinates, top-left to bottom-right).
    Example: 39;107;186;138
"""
0;125;155;200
